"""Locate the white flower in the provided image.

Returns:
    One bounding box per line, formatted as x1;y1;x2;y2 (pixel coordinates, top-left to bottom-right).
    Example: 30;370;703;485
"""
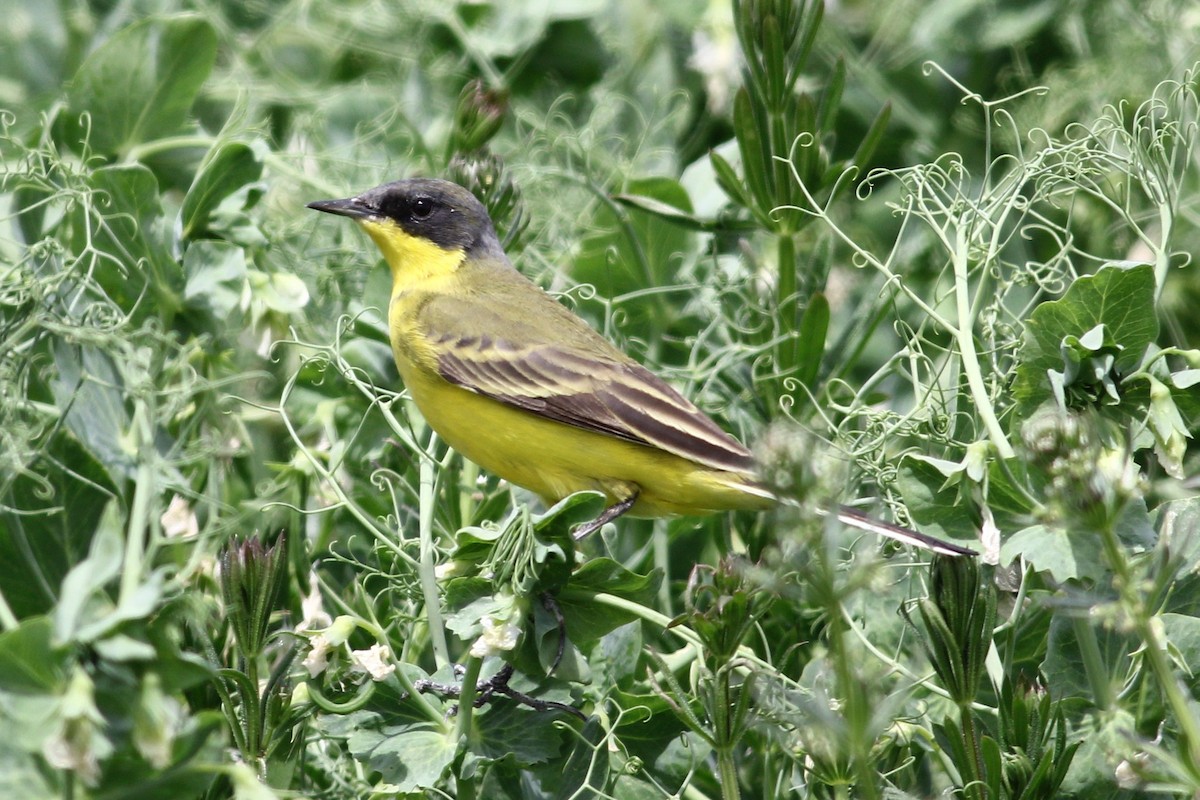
303;634;331;678
302;616;360;677
42;668;111;786
963;440;990;483
434;560;469;580
297;571;332;632
469;616;521;658
1115;753;1149;789
980;504;1001;567
350;643;396;681
160;495;198;538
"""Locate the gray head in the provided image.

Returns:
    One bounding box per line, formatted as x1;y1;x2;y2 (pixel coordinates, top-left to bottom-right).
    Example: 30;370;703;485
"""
308;178;500;255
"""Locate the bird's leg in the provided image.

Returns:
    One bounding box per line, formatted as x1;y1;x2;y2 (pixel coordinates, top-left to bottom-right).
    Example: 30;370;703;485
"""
572;491;639;540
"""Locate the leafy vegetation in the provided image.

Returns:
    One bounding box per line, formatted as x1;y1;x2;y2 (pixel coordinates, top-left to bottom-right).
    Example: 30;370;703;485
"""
1;0;1199;797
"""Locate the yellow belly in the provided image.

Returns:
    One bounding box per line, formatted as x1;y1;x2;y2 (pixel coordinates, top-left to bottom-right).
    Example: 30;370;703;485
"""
397;358;768;518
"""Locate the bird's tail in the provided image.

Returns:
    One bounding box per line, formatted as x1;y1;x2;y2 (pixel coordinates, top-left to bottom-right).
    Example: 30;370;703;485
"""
826;505;976;557
721;475;976;557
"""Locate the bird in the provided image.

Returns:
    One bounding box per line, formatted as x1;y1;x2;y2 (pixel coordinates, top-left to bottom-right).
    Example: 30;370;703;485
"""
308;178;974;556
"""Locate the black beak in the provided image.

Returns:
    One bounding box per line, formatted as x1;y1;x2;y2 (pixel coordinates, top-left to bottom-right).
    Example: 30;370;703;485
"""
307;197;374;219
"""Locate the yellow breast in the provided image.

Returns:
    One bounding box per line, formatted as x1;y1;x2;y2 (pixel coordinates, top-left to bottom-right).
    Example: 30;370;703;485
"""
370;217;768;518
388;298;766;518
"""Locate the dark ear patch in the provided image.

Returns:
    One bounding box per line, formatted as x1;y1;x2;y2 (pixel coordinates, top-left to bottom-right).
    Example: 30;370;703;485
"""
362;181;495;252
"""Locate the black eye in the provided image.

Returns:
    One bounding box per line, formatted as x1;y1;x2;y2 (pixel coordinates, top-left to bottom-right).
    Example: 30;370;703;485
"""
410;196;433;221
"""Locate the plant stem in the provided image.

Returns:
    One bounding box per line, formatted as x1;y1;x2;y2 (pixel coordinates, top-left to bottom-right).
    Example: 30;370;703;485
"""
120;414;154;606
588;592;802;689
419;453;450;668
457;771;477;800
244;656;261;762
716;738;742;800
454;656;483;746
459;459;478;525
1099;518;1200;767
1071;614;1114;711
122;133;215;163
951;229;1014;459
827;614;880;800
776;232;798;380
653;519;673;618
957;700;986;800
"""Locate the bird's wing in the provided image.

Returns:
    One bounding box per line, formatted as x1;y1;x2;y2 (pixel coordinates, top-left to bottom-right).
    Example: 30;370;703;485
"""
417;297;755;474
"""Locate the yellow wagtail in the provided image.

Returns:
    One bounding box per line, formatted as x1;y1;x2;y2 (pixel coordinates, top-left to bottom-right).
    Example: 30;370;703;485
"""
309;178;974;555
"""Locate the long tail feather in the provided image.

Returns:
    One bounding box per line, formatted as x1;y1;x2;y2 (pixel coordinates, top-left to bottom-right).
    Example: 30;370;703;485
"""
827;505;976;556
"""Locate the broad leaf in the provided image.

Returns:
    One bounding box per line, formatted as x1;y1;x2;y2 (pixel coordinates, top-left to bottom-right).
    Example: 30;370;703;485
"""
0;433;116;619
1012;263;1157;416
61;15;217;157
181;141;266;242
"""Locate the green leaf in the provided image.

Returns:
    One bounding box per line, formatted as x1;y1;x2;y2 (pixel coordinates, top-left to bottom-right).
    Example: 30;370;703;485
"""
793;0;823;78
591;621;642;688
0;0;68;102
443;590;518;642
895;457;980;548
181;141;265;241
443;576;495;613
346;722;457;792
1012;263;1158;416
571;178;698;329
793;291;829;395
473;701;569;766
710;149;753;211
183;240;249;324
732;87;774;220
52;341;135;480
61;15;217;157
852;101;892;173
554;560;661;646
92;633;157;662
999;525;1107;584
568;558;660;598
613;192;742;234
760;14;785;108
0;617;66;694
0;745;59;800
981;0;1060;49
790;93;819;192
1004;499;1154;581
1056;710;1138;796
1155;496;1200;563
815;57;845;134
980;735;1003;797
1161;612;1200;691
552;716;609;799
532;599;591;681
534;490;608;540
53;514;122;644
0;432;117;619
67;164;180;322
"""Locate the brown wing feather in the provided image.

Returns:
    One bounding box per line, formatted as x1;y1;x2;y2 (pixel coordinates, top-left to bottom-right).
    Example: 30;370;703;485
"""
433;333;755;474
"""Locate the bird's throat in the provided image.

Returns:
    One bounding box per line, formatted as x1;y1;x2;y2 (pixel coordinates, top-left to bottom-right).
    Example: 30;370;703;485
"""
360;219;466;294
